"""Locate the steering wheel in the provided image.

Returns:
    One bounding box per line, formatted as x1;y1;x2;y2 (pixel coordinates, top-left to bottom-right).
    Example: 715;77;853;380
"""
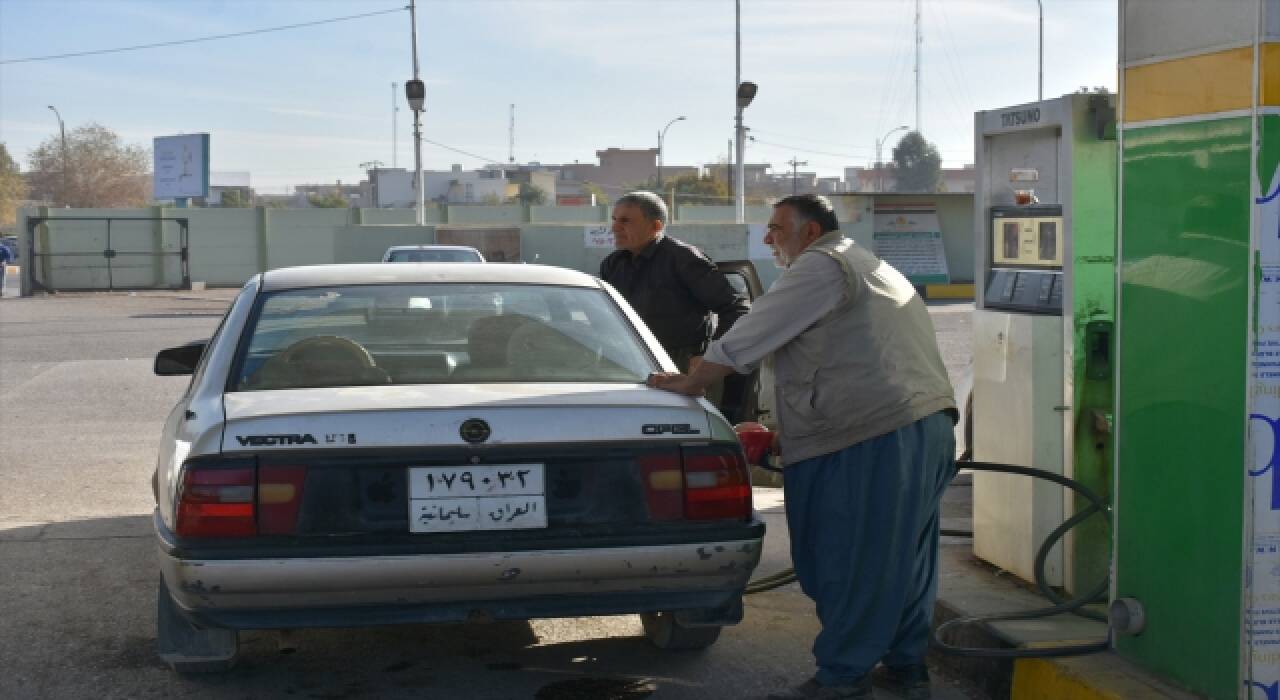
250;335;386;389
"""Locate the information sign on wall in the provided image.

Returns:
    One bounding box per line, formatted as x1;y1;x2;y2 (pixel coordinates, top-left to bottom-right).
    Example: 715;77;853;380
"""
1248;162;1280;689
872;208;950;285
585;225;614;248
153;133;210;200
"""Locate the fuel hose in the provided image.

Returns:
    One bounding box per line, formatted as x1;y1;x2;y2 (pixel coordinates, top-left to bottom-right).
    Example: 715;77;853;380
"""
742;459;1113;658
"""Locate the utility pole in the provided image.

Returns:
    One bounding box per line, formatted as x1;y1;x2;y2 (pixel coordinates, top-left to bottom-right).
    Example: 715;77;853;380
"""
1037;0;1044;101
392;82;398;168
727;138;733;201
733;1;757;224
914;0;922;133
787;157;808;195
509;104;515;164
407;0;425;225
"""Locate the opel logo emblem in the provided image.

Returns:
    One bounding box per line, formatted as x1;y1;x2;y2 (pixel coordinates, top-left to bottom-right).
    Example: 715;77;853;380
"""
460;418;491;444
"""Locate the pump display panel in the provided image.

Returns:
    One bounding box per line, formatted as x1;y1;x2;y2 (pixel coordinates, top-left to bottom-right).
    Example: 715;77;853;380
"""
992;215;1064;268
985;205;1064;315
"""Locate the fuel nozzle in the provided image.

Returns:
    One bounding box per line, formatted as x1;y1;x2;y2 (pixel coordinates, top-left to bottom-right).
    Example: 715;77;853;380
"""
734;422;775;467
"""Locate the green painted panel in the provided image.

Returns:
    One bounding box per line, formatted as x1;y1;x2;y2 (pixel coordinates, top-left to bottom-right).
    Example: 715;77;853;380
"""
1117;118;1250;698
1069;100;1117;597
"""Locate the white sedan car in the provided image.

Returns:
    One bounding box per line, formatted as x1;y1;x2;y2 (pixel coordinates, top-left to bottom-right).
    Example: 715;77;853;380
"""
151;263;763;671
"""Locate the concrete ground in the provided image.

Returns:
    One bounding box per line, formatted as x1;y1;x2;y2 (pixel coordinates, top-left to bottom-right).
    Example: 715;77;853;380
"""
0;290;986;700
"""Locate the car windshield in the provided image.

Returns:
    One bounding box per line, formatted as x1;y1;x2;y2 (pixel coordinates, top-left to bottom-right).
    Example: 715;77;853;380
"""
233;284;654;390
387;249;481;263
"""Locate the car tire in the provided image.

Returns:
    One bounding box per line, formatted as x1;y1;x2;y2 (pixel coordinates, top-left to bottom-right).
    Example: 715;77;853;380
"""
156;579;239;673
640;611;722;650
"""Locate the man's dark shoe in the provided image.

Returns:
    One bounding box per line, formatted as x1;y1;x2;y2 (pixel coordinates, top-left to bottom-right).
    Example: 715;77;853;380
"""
765;676;872;699
872;663;931;700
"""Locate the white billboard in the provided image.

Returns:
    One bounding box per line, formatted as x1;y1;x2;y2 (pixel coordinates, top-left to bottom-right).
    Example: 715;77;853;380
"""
153;133;210;199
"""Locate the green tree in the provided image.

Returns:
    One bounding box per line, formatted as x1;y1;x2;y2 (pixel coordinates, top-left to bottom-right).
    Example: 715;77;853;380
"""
307;189;348;208
890;130;942;193
26;123;150;208
631;173;729;206
219;189;251;208
0;143;27;226
516;182;548;205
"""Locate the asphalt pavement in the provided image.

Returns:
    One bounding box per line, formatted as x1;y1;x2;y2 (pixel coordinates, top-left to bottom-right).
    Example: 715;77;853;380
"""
0;290;982;700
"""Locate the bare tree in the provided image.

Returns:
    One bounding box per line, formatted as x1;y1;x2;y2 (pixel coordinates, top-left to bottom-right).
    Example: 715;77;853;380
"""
26;124;151;208
0;143;28;226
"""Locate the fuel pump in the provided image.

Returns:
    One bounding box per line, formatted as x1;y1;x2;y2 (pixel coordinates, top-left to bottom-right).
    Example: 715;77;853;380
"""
970;92;1117;597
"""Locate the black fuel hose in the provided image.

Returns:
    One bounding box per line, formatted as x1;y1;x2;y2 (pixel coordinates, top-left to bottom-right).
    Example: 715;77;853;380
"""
743;459;1113;658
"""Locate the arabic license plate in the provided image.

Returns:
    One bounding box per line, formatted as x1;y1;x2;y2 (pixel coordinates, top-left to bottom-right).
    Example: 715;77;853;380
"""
408;464;544;498
408;464;546;533
409;495;547;533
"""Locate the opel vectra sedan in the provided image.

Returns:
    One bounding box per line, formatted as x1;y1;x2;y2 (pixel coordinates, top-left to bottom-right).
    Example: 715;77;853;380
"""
151;263;763;671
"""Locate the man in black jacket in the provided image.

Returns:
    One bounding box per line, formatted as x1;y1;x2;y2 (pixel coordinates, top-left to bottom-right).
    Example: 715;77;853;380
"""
600;191;750;373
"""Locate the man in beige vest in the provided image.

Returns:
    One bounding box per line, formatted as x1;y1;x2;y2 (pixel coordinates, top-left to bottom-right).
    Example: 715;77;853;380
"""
649;194;956;700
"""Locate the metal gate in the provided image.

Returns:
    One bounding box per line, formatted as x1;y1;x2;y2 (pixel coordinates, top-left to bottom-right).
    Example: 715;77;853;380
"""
25;216;190;292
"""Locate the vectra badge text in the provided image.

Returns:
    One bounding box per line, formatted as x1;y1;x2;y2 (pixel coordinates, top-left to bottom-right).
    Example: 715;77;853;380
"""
642;424;701;435
236;433;318;446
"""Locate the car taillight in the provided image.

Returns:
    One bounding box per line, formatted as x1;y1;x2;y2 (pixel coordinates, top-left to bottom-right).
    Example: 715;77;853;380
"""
258;465;307;535
640;450;684;521
682;446;752;520
176;465;256;537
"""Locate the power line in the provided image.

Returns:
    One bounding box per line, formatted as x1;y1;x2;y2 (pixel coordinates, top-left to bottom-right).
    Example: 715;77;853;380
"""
749;138;868;160
421;138;507;166
0;7;405;64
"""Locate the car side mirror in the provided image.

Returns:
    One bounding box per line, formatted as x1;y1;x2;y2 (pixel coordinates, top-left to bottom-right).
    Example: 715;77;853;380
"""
155;340;208;376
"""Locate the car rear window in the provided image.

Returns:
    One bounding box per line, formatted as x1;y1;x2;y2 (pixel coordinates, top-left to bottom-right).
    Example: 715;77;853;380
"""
387;249;482;263
233;284;655;390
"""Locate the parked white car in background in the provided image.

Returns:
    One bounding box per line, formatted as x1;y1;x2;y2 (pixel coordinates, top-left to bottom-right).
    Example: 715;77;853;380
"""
151;263;763;672
382;244;485;263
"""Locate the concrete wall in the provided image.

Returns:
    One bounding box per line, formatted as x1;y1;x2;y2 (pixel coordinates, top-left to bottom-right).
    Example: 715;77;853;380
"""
183;207;261;286
18;198;974;291
529;205;607;223
676;205;774;223
445;205;523;225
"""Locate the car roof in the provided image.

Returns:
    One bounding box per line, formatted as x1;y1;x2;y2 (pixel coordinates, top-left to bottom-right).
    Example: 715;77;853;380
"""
384;245;480;252
260;263;601;291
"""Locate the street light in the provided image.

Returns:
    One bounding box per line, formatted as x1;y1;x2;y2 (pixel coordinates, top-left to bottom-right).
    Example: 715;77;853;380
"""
47;105;69;206
656;116;686;191
735;81;757;224
875;125;909;193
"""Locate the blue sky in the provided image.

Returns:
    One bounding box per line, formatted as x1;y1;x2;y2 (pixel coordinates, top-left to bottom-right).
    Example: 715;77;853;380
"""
0;0;1117;194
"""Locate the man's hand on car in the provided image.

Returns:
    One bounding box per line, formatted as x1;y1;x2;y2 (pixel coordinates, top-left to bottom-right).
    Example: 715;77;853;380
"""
648;357;734;397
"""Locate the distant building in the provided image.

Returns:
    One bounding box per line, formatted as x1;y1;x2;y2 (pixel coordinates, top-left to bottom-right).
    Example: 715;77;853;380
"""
206;171;253;207
294;182;363;208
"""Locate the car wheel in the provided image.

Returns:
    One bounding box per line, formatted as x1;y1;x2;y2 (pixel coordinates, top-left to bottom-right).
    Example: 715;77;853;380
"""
640;611;722;650
156;579;239;673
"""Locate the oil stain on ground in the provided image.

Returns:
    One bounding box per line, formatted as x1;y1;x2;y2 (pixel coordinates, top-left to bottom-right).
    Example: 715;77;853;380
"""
535;676;656;700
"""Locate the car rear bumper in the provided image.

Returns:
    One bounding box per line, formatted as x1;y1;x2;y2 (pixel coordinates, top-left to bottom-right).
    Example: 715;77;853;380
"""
158;530;763;630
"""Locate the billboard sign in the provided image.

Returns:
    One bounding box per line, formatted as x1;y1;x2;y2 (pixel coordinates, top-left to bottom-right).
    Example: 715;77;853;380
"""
153;133;210;199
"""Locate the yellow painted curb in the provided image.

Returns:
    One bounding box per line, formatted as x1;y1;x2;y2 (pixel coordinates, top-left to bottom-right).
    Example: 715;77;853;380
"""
1012;655;1199;700
924;283;974;300
1013;659;1126;700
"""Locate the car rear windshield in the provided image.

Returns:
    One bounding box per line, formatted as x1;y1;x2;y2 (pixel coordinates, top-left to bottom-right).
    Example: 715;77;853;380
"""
387;249;481;263
232;284;655;390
